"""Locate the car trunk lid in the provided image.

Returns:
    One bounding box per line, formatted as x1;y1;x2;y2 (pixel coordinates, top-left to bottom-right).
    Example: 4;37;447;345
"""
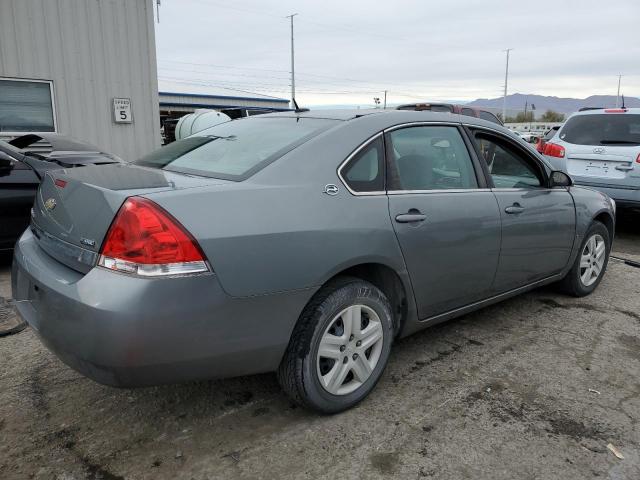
31;163;229;273
565;144;640;185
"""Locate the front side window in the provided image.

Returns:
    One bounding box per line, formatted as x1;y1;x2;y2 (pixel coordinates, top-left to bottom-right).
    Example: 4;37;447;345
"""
341;136;384;192
474;133;543;188
0;78;55;132
135;117;338;180
387;126;478;191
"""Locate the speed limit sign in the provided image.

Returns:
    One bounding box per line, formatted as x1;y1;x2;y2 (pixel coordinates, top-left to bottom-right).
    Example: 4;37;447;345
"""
113;98;133;123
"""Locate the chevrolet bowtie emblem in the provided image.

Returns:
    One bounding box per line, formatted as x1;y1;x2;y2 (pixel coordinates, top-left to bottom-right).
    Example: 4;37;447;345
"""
44;198;57;211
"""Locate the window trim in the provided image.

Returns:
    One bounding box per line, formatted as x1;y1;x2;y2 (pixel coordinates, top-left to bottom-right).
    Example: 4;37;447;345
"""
466;125;551;189
383;122;486;193
337;132;386;196
0;77;57;134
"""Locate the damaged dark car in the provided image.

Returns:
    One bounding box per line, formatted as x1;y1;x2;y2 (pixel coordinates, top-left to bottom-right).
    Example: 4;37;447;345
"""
0;133;121;252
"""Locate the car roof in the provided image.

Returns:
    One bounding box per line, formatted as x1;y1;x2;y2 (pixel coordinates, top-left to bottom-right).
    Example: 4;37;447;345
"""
569;107;640;117
259;109;386;121
256;108;506;129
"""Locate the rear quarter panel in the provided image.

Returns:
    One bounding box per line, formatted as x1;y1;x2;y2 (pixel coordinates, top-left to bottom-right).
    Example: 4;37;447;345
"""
568;185;616;262
145;119;410;298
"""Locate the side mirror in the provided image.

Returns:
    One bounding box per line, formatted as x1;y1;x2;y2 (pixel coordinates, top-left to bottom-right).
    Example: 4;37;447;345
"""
550;170;572;187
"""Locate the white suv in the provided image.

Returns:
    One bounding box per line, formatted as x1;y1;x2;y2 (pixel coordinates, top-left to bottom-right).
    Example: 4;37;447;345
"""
543;107;640;208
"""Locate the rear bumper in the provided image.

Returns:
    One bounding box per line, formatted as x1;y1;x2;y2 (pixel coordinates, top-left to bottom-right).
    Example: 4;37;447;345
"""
572;179;640;207
12;229;312;387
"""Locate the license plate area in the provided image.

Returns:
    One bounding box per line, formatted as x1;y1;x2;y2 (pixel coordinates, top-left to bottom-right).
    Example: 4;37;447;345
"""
567;159;626;179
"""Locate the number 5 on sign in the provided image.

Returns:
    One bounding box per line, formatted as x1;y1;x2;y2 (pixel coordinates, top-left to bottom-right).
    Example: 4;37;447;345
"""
113;98;133;123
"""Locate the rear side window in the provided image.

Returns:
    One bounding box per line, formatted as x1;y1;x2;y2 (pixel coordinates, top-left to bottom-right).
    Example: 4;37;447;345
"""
135;117;338;180
479;111;502;125
429;105;454;113
387;126;478;191
544;127;558;140
341;136;384;192
559;114;640;146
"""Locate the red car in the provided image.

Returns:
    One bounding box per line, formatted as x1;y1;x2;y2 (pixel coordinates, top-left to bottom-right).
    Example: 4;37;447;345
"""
396;102;503;125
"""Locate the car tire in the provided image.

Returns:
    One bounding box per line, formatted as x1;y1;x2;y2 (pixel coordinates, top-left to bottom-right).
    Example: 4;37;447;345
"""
557;221;610;297
278;277;394;414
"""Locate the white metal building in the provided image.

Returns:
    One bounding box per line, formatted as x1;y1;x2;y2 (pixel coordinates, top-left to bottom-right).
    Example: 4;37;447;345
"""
0;0;161;160
158;80;290;115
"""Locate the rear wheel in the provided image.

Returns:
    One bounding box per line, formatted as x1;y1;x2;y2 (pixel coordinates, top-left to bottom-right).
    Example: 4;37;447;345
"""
278;278;393;413
558;221;610;297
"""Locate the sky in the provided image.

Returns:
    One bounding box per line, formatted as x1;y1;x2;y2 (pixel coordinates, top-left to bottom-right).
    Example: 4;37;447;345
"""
154;0;640;107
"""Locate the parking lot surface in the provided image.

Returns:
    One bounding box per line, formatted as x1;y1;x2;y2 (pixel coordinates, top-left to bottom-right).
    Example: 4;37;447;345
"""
1;211;639;480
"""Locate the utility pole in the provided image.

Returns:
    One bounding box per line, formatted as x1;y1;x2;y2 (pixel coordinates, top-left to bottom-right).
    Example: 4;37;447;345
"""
502;48;513;122
156;0;161;23
383;90;387;109
616;74;623;107
286;14;298;108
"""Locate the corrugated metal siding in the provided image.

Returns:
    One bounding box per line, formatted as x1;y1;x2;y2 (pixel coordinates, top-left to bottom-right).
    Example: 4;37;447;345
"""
0;0;161;160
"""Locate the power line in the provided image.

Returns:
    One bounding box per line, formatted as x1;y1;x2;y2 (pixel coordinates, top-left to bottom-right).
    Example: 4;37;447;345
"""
157;59;395;90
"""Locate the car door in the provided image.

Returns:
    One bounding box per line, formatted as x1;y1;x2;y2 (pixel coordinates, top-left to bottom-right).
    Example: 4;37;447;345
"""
386;124;502;320
469;127;575;292
0;155;40;250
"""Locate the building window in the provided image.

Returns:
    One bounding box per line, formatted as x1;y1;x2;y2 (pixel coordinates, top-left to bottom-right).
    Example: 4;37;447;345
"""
0;78;56;132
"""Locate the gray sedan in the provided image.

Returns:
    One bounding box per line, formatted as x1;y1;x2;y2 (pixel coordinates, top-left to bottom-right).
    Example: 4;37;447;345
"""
12;109;615;413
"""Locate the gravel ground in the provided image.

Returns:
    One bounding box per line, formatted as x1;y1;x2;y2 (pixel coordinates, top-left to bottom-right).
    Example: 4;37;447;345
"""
0;211;639;480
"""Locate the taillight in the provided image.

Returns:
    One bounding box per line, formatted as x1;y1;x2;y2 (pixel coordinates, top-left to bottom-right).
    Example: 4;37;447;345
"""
98;197;209;277
636;153;640;164
543;142;565;158
604;108;627;113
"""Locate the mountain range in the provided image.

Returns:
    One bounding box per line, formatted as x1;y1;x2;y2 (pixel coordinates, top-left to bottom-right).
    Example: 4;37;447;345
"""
467;93;640;114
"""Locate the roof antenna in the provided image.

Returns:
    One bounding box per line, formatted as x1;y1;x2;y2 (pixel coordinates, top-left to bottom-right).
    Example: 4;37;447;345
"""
292;98;309;113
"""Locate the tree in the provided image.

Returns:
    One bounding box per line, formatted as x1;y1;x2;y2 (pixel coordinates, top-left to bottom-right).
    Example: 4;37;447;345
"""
540;110;565;122
505;112;534;123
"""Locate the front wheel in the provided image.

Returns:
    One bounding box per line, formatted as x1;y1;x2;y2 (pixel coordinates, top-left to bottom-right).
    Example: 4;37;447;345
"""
558;221;610;297
278;278;394;413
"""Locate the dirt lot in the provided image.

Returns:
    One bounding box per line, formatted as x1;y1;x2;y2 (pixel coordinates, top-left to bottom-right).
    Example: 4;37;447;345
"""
1;211;639;480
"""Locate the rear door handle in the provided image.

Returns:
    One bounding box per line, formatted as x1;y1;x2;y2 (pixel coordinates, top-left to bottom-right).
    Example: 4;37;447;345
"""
504;203;524;214
395;212;426;223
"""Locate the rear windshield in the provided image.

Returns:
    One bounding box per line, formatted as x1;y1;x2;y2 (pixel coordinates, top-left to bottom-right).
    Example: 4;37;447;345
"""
559;114;640;146
135;117;339;180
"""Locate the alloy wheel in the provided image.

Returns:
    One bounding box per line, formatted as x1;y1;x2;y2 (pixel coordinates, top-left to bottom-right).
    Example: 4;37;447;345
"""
579;233;606;287
316;304;384;396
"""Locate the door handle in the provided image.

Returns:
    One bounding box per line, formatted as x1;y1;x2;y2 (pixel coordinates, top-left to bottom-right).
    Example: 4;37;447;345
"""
504;203;524;214
395;212;427;223
615;164;633;171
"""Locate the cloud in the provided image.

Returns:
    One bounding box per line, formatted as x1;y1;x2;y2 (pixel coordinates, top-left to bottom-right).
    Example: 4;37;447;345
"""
155;0;640;106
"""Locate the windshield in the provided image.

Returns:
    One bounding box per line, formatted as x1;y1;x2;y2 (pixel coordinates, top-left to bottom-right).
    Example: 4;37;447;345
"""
559;114;640;146
135;117;339;180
